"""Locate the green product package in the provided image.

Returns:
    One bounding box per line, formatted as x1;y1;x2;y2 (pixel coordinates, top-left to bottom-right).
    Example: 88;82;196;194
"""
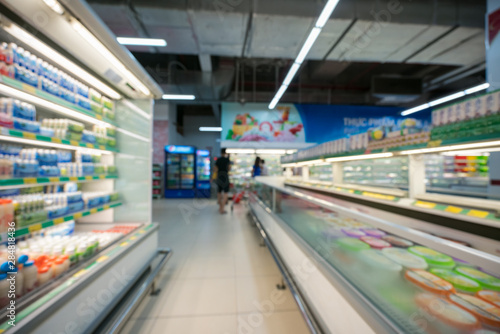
336;237;370;252
430;268;482;293
408;246;455;268
454;266;500;291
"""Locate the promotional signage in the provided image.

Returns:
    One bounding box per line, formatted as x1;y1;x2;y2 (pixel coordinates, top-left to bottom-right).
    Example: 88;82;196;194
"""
165;145;195;154
221;103;431;147
221;103;306;147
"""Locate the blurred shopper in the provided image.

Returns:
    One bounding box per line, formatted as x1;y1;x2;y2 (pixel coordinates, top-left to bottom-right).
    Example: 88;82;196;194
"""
252;156;261;177
215;148;231;214
261;159;269;176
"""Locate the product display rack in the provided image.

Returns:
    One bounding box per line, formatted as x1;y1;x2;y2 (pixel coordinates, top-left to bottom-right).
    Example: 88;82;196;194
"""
250;178;500;334
343;157;409;189
0;127;118;152
152;163;163;199
0;75;118;126
0;1;163;333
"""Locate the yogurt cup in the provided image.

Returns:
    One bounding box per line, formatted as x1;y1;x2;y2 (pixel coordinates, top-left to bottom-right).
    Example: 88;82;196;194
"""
408;246;455;269
381;248;428;269
430;268;482;294
455;267;500;292
448;293;500;329
405;269;455;296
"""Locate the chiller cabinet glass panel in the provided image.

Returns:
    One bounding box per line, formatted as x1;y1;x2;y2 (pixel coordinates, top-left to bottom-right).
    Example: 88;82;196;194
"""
165;145;195;198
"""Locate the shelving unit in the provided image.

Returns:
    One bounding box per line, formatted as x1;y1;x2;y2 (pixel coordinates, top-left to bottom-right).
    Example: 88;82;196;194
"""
0;1;163;332
152;163;163;199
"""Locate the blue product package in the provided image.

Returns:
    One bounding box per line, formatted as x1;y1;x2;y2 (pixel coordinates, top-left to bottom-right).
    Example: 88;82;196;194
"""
37;152;58;166
13;118;40;133
57;151;72;163
48;206;69;219
14;161;38;177
38;166;59;177
81;154;92;163
67;192;82;203
87;197;101;208
77;98;91;110
81;132;96;144
67;201;84;213
40;127;55;137
83;164;94;175
0;188;20;197
103;195;110;204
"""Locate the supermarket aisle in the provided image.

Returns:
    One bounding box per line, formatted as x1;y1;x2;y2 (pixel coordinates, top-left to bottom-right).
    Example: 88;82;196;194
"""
119;199;311;334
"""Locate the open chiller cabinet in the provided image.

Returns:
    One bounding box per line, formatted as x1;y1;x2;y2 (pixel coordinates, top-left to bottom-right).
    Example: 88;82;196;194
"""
0;1;165;333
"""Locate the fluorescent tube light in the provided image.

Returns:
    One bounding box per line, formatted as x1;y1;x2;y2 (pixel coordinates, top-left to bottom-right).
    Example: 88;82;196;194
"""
326;152;394;162
440;147;500;156
286;150;297;154
401;103;431;116
401;83;490;116
0;83;112;127
162;94;196;100
428;91;466;107
255;149;287;155
315;0;340;28
400;140;500;155
43;0;65;15
225;149;255;154
268;85;288;110
117;37;167;47
464;83;490;94
70;20;151;96
282;163;298;168
4;24;121;100
295;27;322;64
199;127;222;132
282;63;301;86
0;135;112;154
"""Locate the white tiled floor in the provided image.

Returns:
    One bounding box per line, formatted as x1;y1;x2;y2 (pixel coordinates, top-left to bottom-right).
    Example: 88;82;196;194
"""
119;199;310;334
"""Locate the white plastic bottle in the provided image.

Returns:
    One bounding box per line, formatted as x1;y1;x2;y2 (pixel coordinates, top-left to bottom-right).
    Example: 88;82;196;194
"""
23;260;38;293
14;266;24;298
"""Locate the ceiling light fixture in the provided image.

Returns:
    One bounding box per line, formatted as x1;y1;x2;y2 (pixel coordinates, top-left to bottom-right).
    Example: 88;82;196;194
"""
42;0;65;15
0;83;112;127
199;127;222;132
4;24;121;100
268;0;340;109
117;37;167;47
70;20;151;96
401;83;490;116
162;94;196;100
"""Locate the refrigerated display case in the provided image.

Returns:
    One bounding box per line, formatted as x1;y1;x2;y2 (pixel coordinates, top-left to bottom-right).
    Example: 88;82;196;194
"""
196;149;211;198
152;164;163;199
250;177;500;334
425;154;491;198
164;145;195;198
343;157;409;190
309;164;332;182
0;1;166;333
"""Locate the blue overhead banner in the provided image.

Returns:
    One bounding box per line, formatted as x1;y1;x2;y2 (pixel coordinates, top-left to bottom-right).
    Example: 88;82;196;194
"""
221;103;432;146
294;104;432;144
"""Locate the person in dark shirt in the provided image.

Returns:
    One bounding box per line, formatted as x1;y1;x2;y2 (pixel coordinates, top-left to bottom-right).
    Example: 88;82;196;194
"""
252;157;261;177
215;148;231;214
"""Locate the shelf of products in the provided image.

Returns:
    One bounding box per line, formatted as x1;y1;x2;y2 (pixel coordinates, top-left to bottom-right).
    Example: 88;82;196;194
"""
0;174;117;188
152;164;163;199
343;157;409;189
11;200;122;239
425;154;490;198
0;2;160;332
251;179;500;334
309;164;332;182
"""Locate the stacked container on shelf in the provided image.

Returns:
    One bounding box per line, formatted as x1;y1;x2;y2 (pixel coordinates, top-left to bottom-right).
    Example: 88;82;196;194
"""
0;42;115;117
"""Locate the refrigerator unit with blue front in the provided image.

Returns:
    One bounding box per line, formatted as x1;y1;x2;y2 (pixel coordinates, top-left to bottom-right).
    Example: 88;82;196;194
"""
196;149;211;198
165;145;196;198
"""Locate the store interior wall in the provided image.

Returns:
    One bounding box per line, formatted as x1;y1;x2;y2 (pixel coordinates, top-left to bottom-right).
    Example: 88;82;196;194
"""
153;102;169;164
168;103;221;160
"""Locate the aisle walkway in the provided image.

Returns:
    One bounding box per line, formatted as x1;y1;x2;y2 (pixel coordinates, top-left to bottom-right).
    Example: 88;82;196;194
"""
120;199;310;334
